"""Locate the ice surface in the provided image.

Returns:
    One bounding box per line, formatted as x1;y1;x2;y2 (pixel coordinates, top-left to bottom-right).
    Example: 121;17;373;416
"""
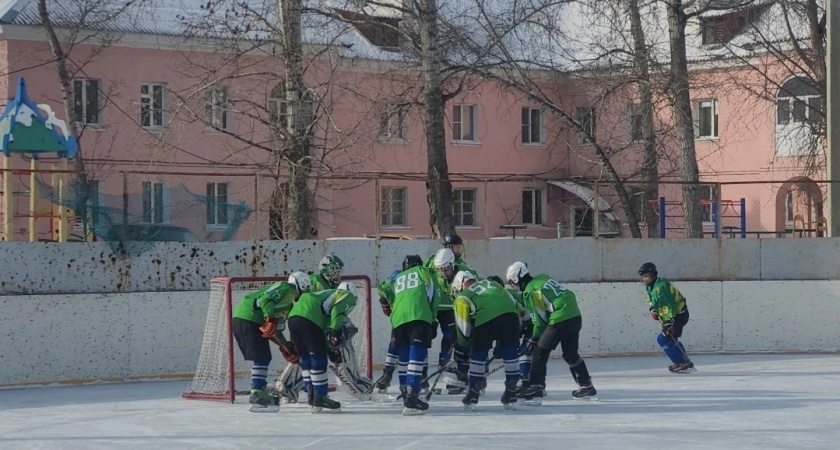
1;354;839;449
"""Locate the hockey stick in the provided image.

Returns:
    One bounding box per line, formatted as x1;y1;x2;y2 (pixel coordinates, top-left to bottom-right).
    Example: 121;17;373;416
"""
424;360;456;401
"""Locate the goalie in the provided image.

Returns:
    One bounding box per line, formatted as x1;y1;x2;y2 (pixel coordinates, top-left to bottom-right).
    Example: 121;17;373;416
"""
232;272;311;412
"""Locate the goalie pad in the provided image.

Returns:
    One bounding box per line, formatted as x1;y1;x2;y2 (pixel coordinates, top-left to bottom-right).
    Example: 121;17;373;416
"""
431;375;467;395
329;320;375;400
274;363;303;403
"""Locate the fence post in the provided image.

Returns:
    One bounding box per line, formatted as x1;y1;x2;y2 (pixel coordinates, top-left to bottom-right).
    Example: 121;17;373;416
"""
121;171;128;241
740;198;746;238
254;174;259;240
658;196;666;238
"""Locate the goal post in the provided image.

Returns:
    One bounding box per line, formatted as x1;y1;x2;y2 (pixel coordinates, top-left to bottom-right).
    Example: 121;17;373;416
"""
182;275;373;402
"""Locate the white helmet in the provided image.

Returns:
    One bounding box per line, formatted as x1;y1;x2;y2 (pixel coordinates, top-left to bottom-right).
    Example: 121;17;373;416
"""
506;262;529;286
433;248;455;270
337;281;358;299
288;271;311;293
451;271;476;294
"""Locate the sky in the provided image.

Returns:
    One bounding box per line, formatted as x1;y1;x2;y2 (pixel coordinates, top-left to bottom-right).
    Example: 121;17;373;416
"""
1;353;838;450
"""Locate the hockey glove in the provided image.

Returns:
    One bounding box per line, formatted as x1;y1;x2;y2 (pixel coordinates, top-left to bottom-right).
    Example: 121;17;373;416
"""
520;322;534;340
453;345;469;364
278;341;300;365
520;338;537;357
259;317;279;338
328;349;343;364
327;328;343;347
661;322;676;338
650;311;659;321
379;297;392;317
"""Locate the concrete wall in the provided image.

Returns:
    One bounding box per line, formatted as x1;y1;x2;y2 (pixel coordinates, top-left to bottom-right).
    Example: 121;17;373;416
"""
1;238;838;387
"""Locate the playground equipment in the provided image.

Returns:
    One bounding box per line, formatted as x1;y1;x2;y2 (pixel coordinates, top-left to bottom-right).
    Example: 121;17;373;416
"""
652;196;746;238
0;77;78;242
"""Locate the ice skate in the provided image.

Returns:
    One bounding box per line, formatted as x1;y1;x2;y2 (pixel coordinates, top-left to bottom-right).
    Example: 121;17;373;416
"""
374;370;393;393
462;387;480;410
519;383;544;406
311;394;341;413
572;385;598;401
500;381;518;410
669;361;696;374
402;387;429;416
248;388;280;413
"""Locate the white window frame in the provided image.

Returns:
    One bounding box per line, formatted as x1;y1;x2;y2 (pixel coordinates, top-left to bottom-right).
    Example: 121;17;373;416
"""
379;103;408;142
73;78;101;127
577;106;596;144
452;104;477;142
142;181;167;224
206;86;230;132
140;83;166;129
695;99;719;140
699;184;718;224
381;186;406;227
521;107;543;144
453;188;477;227
522;188;544;225
206;182;229;227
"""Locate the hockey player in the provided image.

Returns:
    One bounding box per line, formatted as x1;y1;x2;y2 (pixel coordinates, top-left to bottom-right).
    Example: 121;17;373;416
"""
430;248;479;368
232;271;311;411
451;271;521;410
487;275;534;384
287;281;358;413
372;269;401;393
390;254;443;415
639;262;695;373
424;233;468;268
506;261;597;404
310;254;344;291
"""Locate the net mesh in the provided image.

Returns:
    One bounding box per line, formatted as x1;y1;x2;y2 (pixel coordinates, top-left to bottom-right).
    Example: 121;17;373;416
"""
34;175;252;249
182;275;372;401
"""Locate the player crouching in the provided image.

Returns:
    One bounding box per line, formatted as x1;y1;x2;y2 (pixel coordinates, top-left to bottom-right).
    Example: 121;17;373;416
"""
451;271;521;410
287;282;359;413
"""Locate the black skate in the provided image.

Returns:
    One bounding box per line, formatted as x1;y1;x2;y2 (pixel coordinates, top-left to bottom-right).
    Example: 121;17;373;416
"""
402;387;429;416
374;370;393;393
572;385;598;400
462;388;480;410
501;381;518;410
518;384;544;406
311;395;341;413
669;362;696;374
248;389;280;413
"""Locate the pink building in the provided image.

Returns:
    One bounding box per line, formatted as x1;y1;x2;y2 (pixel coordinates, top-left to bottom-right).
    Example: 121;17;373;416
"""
0;0;824;241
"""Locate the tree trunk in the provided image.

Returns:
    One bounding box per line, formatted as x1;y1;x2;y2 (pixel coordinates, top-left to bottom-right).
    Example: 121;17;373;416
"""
666;0;704;238
277;0;312;240
418;0;454;239
628;0;659;238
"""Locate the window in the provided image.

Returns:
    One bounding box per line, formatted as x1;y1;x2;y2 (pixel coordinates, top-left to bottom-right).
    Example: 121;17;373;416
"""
695;99;718;139
521;107;542;144
381;187;406;226
699;184;718;223
379;103;408;141
140;83;166;129
777;77;821;128
452;104;477;141
268;88;287;131
785;190;794;224
206;182;229;226
453;189;476;226
629;103;645;142
73;79;100;126
522;188;543;225
206;86;230;131
577;107;596;144
142;181;166;224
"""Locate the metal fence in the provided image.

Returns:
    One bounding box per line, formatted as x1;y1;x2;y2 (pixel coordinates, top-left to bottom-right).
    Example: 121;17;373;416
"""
0;167;833;242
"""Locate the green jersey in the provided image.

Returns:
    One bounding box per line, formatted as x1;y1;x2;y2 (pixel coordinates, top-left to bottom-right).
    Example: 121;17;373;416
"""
522;274;581;340
453;279;519;347
377;279;395;306
390;266;443;329
646;278;687;323
309;273;338;291
232;281;297;324
288;289;357;332
432;263;479;310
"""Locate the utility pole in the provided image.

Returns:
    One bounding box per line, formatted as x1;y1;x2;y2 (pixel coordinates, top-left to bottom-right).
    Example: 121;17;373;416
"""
828;1;840;236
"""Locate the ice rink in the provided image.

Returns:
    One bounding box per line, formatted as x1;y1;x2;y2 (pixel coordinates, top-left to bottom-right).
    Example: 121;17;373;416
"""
1;353;838;450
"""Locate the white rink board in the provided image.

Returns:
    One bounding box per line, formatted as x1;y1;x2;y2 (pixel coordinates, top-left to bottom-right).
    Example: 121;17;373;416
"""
3;281;840;386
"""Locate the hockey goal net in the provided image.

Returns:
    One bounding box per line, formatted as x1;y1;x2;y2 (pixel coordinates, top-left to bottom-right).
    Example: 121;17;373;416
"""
182;275;372;402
